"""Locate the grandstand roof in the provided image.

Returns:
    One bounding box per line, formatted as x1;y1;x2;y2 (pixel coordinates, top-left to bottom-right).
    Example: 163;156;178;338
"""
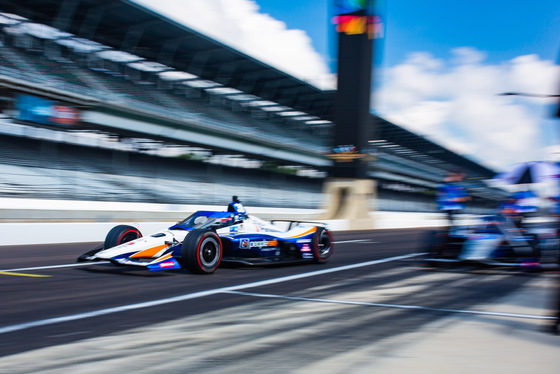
372;116;496;177
0;0;335;121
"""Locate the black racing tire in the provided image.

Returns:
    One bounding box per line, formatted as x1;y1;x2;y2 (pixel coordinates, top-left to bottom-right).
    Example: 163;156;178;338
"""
423;230;446;258
526;233;541;259
181;229;222;274
104;225;142;249
312;227;333;263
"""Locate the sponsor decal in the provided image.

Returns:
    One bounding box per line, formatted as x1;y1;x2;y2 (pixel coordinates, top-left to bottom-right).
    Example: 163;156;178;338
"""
302;253;314;259
326;144;376;162
297;239;312;244
159;261;176;268
240;239;279;249
301;244;311;252
250;239;278;248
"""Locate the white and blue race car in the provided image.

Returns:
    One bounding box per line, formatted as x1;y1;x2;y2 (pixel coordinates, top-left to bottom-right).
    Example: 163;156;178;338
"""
423;215;559;269
78;210;333;274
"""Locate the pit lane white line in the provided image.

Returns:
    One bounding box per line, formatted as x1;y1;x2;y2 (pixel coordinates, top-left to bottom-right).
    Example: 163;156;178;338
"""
0;253;421;335
0;262;110;273
223;291;555;320
48;331;91;338
333;239;378;244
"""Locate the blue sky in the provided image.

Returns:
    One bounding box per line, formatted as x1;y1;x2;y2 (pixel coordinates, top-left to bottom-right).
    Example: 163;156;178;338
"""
254;0;560;71
136;0;560;171
382;0;560;65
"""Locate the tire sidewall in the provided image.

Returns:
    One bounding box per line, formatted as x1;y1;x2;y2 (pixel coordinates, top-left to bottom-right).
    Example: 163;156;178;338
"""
312;227;333;263
183;230;222;274
104;225;142;249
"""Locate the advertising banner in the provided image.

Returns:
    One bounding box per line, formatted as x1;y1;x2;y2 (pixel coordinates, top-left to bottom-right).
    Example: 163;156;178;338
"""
16;94;79;126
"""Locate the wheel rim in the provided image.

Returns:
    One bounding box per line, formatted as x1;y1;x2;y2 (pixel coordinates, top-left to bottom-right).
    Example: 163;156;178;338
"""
199;237;220;268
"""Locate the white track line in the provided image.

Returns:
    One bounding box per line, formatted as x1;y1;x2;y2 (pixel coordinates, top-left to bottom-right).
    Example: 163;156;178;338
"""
333;239;377;244
0;253;421;335
224;291;554;320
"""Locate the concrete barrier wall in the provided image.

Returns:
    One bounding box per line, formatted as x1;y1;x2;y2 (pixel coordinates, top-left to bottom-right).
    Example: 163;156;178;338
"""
0;197;465;246
0;198;321;222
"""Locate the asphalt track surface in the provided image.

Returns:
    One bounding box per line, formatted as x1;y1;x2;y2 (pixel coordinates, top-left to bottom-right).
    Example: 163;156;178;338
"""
0;228;550;372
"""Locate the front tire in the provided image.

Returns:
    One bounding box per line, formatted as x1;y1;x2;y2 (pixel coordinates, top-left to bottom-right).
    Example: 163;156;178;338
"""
312;227;333;263
104;225;142;249
181;229;222;274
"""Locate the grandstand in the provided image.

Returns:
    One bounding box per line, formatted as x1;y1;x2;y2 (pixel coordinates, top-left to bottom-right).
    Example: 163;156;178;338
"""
0;1;505;214
0;123;324;208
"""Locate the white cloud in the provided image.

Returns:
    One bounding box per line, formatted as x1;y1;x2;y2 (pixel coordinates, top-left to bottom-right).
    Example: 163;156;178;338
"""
376;49;560;171
133;0;335;89
508;54;560;103
451;47;487;65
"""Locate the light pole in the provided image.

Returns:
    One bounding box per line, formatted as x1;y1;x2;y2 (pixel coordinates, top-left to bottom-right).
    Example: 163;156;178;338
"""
499;91;560;119
498;92;560;98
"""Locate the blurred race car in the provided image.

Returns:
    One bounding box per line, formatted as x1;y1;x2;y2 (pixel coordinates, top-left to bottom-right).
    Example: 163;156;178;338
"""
78;210;333;274
423;215;559;268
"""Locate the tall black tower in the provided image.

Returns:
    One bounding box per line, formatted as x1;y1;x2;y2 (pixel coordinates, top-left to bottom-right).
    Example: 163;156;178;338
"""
331;0;375;179
320;1;378;229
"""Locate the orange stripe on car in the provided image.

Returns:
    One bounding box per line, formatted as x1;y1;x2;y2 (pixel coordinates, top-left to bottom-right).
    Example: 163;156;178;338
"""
285;227;317;239
130;244;168;258
154;253;173;262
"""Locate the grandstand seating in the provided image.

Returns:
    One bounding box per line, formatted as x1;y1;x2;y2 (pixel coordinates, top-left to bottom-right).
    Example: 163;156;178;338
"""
0;133;326;208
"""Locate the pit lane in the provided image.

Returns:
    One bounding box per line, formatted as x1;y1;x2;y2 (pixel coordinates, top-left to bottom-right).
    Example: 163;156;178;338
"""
0;228;548;372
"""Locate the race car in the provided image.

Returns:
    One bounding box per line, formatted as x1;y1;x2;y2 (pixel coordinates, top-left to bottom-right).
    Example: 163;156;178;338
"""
422;215;559;269
77;210;333;274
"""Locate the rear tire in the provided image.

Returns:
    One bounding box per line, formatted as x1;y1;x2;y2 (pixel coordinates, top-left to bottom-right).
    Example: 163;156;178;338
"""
312;227;333;263
181;229;222;274
526;233;541;259
424;230;446;258
104;225;142;249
